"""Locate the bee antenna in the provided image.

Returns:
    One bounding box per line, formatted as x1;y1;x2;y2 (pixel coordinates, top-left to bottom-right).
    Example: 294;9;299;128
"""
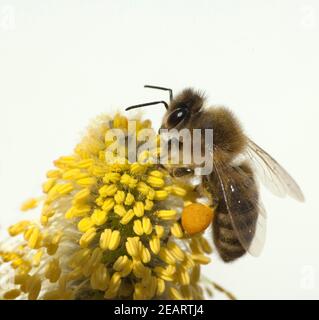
144;85;173;102
125;101;168;111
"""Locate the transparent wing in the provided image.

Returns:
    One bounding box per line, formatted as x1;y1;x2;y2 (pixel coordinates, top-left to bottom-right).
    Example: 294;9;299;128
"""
213;156;266;256
246;139;305;202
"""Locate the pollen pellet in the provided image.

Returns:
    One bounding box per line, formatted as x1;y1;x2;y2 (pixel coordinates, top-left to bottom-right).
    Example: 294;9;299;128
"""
181;203;214;235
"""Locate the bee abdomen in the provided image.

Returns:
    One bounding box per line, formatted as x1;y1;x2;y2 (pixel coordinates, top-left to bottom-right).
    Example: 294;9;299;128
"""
213;211;247;262
213;203;258;262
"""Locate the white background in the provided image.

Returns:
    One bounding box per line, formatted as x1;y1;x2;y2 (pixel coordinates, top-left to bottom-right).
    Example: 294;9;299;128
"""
0;0;318;299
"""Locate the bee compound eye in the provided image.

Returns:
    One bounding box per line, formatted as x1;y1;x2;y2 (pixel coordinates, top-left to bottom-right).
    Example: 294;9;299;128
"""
173;167;194;177
167;107;189;127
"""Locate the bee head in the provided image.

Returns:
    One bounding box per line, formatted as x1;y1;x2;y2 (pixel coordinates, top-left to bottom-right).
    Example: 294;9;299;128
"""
162;88;205;130
125;85;206;131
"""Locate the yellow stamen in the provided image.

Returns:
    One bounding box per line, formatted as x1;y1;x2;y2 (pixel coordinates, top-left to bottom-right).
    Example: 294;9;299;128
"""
156;278;165;296
147;176;165;188
133;220;144;236
90;263;109;291
73;188;90;204
56;183;74;195
114;190;125;204
132;261;151;279
78;217;94;233
167;242;185;261
170;222;184;238
159;247;176;265
191;254;211;265
154;190;168;200
144;199;154;211
125;237;141;259
155;225;165;238
157;209;177;220
142;217;152;235
20;198;38;211
124;192;135;205
79;227;96;248
103;172;121;184
8;221;31;237
108;230;121;250
62;168;81;180
32;249;43;267
46;169;61;179
120;209;135;225
100;229;112;251
42;179;56;193
133;201;144;217
102;198;115;212
169;287;184;300
114;204;126;217
172;185;187;197
91;209;108;226
45;258;61;283
77;177;96;187
149;236;160;255
99;184;118;197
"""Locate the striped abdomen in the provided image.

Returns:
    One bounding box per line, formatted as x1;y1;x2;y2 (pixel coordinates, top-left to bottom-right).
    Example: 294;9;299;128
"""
207;163;259;262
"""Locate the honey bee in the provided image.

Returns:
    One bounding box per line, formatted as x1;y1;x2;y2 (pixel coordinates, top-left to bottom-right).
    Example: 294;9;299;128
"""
126;85;304;262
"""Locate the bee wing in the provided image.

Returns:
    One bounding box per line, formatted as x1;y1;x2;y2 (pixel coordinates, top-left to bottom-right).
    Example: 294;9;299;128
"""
245;139;305;202
213;156;267;256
